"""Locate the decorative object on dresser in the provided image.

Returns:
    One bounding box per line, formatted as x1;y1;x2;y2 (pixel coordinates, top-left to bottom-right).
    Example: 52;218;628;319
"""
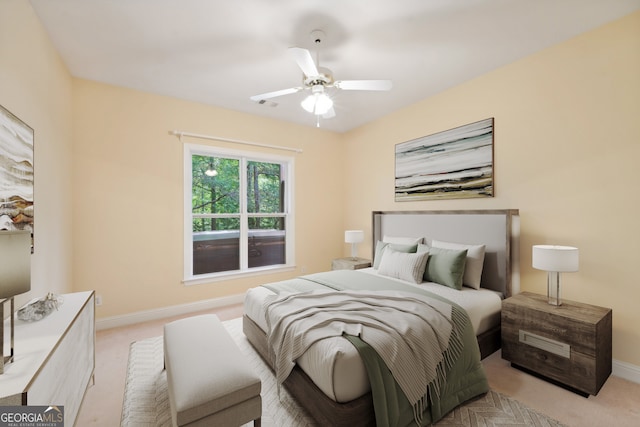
0;230;32;373
17;292;63;322
532;245;579;306
0;291;95;426
344;229;364;260
331;257;371;271
501;291;612;396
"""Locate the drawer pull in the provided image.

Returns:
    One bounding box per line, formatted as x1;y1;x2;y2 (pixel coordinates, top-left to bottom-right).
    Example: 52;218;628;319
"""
519;330;570;358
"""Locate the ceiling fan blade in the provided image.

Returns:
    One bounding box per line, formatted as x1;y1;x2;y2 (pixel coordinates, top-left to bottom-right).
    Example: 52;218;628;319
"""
249;87;301;102
334;80;393;91
288;47;319;77
322;106;336;119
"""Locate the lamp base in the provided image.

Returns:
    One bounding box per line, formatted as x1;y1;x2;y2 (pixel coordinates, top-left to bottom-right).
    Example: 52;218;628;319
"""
0;297;16;374
547;271;562;306
350;243;358;261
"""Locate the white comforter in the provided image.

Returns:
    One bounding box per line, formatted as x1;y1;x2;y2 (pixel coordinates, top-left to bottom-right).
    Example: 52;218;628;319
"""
265;289;460;410
244;268;501;403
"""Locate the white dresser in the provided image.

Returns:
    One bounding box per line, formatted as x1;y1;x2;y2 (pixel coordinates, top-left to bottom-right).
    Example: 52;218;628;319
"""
0;291;95;426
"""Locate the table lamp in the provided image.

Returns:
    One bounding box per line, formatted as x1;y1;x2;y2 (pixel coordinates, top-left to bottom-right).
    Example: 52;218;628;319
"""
532;245;579;306
344;230;364;260
0;230;32;373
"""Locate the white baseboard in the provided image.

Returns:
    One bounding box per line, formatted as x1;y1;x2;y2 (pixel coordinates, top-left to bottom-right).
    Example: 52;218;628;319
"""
95;293;245;331
613;358;640;384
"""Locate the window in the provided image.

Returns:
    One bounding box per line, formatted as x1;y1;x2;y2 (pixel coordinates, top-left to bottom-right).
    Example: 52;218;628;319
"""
184;144;294;282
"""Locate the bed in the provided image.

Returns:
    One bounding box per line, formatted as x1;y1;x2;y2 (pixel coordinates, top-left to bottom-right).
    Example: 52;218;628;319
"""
243;209;520;426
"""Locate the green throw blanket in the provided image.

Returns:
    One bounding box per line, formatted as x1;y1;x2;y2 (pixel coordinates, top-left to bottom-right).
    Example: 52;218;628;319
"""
263;270;489;426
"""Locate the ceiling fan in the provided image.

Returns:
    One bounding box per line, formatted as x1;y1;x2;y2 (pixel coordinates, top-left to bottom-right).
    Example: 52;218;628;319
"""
249;30;392;122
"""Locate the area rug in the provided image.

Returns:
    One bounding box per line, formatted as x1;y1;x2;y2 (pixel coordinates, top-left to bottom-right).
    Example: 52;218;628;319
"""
121;317;566;427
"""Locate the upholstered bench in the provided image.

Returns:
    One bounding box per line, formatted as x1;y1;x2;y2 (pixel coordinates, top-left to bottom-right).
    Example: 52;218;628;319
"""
164;314;262;427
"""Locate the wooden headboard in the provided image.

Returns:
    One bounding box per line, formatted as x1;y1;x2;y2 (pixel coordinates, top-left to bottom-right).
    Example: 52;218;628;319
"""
372;209;519;297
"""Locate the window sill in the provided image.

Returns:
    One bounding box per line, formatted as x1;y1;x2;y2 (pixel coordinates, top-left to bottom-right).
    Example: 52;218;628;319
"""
183;264;297;286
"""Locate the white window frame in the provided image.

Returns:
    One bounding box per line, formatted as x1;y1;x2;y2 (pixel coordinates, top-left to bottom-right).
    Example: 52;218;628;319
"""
183;143;295;284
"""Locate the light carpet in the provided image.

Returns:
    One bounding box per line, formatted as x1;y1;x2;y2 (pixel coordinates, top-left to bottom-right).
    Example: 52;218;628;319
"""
121;317;566;427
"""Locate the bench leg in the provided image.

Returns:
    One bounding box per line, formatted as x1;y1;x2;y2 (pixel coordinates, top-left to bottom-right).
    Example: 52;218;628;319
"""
254;417;261;427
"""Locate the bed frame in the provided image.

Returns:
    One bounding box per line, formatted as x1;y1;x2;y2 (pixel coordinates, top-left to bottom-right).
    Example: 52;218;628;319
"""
243;209;520;427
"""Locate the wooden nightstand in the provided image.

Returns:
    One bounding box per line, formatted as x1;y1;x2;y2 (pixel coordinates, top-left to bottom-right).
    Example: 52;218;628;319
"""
501;292;612;396
331;257;372;270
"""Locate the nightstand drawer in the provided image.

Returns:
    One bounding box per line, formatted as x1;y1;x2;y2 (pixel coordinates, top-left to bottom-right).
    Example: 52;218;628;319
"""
518;330;570;358
501;292;612;396
503;303;602;357
502;328;601;394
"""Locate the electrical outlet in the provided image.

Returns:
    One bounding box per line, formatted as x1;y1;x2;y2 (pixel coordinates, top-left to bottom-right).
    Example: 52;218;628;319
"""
301;266;307;273
95;295;103;306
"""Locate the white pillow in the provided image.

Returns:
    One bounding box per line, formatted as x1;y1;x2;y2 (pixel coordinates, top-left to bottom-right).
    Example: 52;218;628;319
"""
383;235;423;245
431;240;486;289
373;240;418;269
377;249;429;284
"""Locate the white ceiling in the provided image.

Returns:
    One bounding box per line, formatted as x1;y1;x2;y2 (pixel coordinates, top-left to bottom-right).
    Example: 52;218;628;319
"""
30;0;640;133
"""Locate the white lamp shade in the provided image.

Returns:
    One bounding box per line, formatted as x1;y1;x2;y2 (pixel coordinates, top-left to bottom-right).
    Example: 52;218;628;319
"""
344;230;364;244
532;245;579;272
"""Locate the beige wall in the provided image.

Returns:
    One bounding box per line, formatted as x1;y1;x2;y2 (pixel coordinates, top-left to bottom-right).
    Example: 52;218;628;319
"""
343;12;640;366
5;2;639;368
0;0;74;308
71;80;344;317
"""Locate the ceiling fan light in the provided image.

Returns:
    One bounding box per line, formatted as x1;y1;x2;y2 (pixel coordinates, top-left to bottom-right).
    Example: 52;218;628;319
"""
301;93;333;115
301;95;316;113
315;93;333;115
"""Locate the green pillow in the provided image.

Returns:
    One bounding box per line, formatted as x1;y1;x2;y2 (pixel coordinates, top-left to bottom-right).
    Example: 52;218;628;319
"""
424;246;468;290
373;241;418;268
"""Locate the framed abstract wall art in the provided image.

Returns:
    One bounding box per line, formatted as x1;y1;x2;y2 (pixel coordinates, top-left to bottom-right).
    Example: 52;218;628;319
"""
0;104;34;249
395;118;494;201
